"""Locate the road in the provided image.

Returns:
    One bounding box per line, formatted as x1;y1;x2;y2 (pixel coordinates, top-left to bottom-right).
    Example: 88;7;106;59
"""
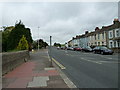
48;47;119;88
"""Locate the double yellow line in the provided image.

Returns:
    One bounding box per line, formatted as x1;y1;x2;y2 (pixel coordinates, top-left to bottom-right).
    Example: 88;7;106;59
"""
52;58;66;69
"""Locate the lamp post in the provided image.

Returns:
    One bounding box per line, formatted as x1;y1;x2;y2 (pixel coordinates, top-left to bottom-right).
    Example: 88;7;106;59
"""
38;27;40;51
50;36;53;67
50;36;52;47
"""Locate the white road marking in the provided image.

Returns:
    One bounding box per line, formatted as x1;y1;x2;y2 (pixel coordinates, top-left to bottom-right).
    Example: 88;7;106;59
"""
66;54;69;56
81;58;102;64
99;61;120;64
99;55;118;60
83;53;89;54
65;50;68;53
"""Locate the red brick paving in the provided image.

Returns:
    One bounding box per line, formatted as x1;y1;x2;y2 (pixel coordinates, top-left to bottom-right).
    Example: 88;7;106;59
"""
7;77;33;88
2;50;68;88
3;61;60;88
4;62;36;78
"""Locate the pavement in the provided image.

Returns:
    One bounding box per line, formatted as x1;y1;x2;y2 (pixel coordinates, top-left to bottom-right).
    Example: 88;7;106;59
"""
50;47;119;88
2;49;73;88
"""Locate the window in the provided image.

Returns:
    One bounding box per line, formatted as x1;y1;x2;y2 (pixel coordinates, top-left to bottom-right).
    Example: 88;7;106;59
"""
117;41;120;47
98;42;100;45
115;29;120;37
98;34;100;40
102;33;104;39
95;34;96;40
102;42;104;45
109;31;113;38
114;41;116;47
110;42;113;48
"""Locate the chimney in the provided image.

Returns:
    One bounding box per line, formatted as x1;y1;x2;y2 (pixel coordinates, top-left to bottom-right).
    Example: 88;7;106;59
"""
95;27;99;31
85;31;89;34
113;18;119;24
76;35;79;38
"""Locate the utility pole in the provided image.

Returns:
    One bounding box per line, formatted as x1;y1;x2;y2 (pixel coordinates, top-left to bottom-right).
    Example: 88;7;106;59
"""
50;36;52;47
38;27;40;51
50;36;53;67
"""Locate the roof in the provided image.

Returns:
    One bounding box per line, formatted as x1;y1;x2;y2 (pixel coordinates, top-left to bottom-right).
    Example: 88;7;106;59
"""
69;19;120;41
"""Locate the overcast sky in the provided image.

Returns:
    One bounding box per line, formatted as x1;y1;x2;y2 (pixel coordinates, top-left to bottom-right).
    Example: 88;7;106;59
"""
0;2;118;44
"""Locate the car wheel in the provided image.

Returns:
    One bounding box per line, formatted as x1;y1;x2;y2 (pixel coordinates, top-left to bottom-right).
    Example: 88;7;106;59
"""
93;51;96;54
101;51;104;55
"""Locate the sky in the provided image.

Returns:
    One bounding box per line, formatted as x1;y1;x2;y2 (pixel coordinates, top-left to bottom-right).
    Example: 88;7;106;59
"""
0;1;118;45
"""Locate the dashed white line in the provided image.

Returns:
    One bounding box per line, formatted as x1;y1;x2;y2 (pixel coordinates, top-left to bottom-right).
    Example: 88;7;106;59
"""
81;58;102;64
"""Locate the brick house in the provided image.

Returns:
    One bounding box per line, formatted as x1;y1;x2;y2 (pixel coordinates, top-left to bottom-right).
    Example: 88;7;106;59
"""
106;19;120;52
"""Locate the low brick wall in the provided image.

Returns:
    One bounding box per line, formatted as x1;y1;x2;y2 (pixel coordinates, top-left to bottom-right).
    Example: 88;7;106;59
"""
112;48;120;53
2;50;30;75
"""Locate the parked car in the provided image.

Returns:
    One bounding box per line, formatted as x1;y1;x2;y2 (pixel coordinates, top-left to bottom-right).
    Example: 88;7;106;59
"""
57;46;60;50
60;46;66;50
73;46;82;51
93;46;114;55
82;46;93;52
67;47;74;50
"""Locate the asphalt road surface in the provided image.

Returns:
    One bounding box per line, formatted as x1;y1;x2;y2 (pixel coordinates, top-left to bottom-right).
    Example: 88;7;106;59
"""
48;47;119;88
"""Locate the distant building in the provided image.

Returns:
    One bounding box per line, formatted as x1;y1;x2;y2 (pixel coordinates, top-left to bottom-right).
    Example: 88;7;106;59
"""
72;37;78;47
67;18;120;52
91;27;107;47
68;40;72;47
79;32;89;48
87;32;95;47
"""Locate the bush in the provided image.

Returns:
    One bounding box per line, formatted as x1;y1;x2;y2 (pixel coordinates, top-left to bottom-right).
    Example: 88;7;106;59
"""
17;35;28;50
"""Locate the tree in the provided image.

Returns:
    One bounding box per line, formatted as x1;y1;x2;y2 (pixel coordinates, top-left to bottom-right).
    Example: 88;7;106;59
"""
54;42;61;47
17;35;28;50
32;39;48;49
43;42;48;48
7;20;33;51
2;26;14;52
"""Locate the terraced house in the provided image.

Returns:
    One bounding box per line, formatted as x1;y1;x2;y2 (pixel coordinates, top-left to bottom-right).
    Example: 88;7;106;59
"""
79;31;89;48
88;26;107;47
67;19;120;52
106;19;120;52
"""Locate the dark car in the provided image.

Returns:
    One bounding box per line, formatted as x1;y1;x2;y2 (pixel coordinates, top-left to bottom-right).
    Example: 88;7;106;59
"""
93;46;114;55
73;46;82;51
60;46;66;50
82;46;93;52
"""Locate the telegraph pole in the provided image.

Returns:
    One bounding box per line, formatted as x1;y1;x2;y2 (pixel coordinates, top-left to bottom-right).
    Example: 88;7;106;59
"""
50;36;53;67
38;27;40;51
50;36;52;47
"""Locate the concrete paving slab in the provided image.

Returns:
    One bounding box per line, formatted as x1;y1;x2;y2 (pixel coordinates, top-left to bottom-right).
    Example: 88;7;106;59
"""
28;81;47;87
27;76;49;88
44;68;55;70
3;49;69;88
33;76;49;81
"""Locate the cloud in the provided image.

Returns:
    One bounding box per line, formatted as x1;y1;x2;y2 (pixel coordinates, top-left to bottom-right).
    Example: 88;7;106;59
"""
1;2;118;44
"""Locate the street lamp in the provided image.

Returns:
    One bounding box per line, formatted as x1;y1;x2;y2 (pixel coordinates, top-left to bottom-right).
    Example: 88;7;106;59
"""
50;36;52;47
38;27;40;51
49;36;53;67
